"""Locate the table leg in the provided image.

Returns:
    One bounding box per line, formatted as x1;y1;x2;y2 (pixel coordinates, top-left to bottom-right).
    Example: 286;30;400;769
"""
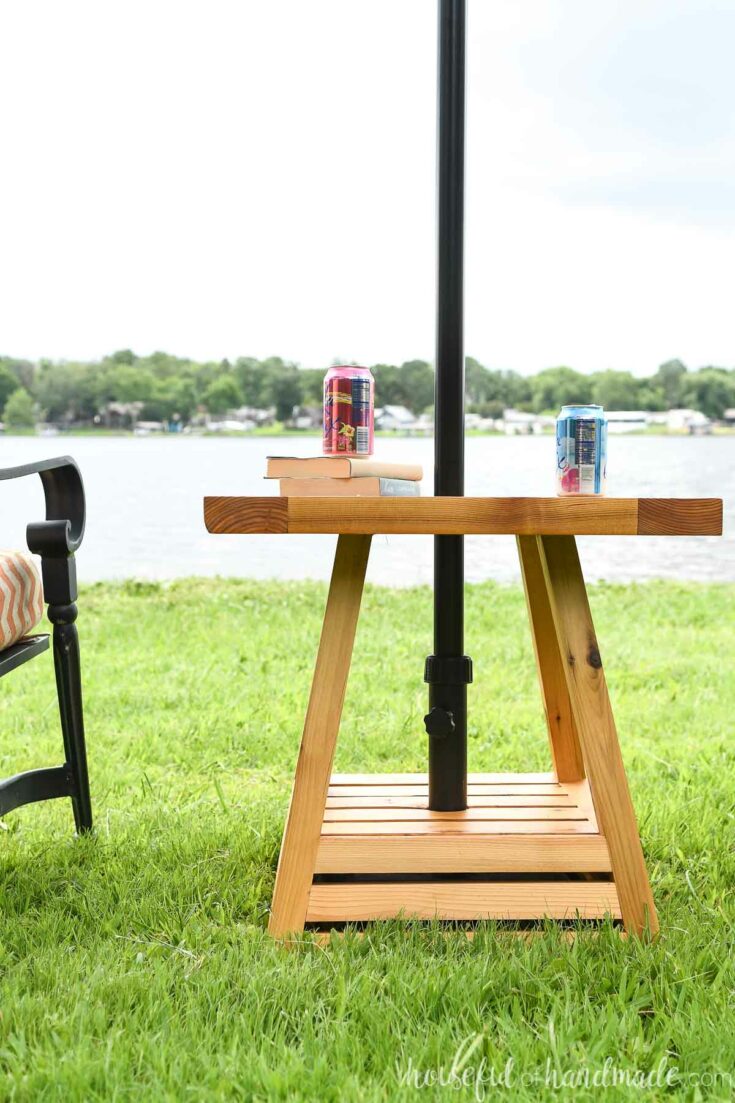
268;534;372;938
538;535;658;937
517;535;584;782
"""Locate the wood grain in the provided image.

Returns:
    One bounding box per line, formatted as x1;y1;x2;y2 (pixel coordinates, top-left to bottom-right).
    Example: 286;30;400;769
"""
320;819;596;835
322;806;586;822
327;784;565;798
267;534;371;937
569;778;600;833
305;881;622;922
517;535;585;782
286;497;639;534
204;495;723;536
325;794;576;808
204;496;288;534
314;834;612;874
637;497;722;535
330;772;558;785
538;534;658;937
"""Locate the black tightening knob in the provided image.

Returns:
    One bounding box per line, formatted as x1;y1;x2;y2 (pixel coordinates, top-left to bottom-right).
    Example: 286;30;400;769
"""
424;706;455;740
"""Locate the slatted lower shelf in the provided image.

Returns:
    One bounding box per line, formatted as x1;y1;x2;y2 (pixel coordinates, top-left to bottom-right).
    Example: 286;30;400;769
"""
307;882;621;923
307;773;619;925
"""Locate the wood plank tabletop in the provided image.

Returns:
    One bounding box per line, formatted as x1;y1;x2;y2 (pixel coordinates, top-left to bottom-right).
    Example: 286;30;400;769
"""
203;496;723;536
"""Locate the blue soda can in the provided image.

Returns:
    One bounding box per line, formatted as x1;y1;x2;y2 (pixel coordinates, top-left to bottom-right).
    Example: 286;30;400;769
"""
556;404;607;495
350;376;372;455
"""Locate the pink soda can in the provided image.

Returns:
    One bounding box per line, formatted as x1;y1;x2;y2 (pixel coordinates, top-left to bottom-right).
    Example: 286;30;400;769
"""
323;365;374;456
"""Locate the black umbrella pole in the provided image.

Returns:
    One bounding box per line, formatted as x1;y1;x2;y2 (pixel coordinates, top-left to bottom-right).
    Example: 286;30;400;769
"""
425;0;472;812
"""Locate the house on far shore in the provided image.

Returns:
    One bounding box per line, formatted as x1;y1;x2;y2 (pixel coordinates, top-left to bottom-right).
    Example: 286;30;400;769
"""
233;405;276;428
722;408;735;427
287;406;321;430
133;420;166;435
205;419;253;433
102;400;144;429
375;405;418;431
413;413;434;435
666;408;712;434
501;409;555;435
605;410;649;433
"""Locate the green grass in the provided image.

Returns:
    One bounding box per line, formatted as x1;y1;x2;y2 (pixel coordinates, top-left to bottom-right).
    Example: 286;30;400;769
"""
0;577;733;1100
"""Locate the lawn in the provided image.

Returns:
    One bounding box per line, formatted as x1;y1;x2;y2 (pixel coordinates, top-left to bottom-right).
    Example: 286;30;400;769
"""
0;576;733;1100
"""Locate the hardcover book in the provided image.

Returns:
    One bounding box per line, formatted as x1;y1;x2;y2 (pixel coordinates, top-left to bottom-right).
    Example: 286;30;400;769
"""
279;477;421;497
266;456;423;481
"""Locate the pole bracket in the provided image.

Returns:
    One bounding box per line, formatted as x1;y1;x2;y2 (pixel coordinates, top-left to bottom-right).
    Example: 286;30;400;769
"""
424;654;473;686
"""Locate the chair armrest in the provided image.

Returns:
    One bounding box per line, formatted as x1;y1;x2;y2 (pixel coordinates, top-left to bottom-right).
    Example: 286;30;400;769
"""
0;455;85;556
0;456;85;606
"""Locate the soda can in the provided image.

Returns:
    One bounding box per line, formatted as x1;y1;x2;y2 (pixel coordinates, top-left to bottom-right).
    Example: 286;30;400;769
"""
323;366;374;456
556;404;607;495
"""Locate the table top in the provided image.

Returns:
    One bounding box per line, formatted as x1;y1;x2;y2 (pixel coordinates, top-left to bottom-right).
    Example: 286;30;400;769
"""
203;496;723;536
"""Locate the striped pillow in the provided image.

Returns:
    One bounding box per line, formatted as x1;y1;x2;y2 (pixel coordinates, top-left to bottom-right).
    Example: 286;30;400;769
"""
0;551;44;651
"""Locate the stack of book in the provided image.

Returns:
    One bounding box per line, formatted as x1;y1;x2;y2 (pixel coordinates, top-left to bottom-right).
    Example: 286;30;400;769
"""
266;456;423;496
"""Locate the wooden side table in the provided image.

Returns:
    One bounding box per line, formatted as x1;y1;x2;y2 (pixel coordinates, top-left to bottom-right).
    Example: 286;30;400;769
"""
204;496;722;939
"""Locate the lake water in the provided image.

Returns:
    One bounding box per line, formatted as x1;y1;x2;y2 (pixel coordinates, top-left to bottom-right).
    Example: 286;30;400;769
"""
0;434;732;586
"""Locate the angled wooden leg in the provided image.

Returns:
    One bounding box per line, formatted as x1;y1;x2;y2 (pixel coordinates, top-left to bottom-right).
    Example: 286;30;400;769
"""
269;534;371;938
537;535;658;937
517;535;584;783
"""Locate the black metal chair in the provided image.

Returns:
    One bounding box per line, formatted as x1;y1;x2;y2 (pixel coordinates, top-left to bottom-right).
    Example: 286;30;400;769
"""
0;456;91;833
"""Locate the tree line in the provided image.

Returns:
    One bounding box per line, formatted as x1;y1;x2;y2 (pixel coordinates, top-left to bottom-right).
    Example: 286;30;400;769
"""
0;351;734;428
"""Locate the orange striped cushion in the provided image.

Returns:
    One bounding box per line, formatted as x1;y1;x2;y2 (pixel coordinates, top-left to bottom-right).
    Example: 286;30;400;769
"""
0;551;44;651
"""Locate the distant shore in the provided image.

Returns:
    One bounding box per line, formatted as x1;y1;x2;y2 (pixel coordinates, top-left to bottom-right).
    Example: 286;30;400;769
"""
2;425;735;440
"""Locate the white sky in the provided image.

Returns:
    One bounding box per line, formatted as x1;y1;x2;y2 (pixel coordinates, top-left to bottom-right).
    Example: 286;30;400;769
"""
1;0;733;376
